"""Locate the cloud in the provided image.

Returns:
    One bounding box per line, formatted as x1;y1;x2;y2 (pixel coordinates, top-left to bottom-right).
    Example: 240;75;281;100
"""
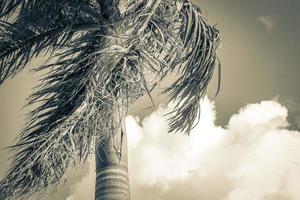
66;158;95;200
257;15;278;32
280;97;300;130
66;98;300;200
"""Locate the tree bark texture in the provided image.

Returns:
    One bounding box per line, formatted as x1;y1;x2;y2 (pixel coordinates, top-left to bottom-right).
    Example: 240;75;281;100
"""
95;126;130;200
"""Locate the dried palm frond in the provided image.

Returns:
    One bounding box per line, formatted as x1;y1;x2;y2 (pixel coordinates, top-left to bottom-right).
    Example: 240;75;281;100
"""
0;0;220;199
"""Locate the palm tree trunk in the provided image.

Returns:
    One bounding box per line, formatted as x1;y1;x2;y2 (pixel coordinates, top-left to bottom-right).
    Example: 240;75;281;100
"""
94;0;130;198
93;1;133;199
95;125;130;200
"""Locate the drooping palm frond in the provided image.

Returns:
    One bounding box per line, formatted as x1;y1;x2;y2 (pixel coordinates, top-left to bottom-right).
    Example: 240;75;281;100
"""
164;2;220;133
0;0;104;84
0;0;220;199
119;0;221;134
0;1;106;199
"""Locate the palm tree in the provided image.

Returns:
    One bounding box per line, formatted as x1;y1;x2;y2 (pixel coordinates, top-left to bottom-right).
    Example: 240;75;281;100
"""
0;0;220;199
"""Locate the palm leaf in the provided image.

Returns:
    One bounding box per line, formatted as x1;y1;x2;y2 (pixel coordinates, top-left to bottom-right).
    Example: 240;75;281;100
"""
0;0;104;85
164;2;220;133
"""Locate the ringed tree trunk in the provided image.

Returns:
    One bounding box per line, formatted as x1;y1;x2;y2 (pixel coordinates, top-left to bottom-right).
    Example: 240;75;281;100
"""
95;124;130;200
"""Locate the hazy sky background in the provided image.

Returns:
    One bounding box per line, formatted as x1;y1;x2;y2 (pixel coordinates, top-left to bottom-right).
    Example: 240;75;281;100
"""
0;0;299;199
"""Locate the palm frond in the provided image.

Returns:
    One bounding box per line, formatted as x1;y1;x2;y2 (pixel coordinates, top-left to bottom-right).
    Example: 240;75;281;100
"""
164;2;220;134
0;30;100;199
0;0;104;85
0;21;101;84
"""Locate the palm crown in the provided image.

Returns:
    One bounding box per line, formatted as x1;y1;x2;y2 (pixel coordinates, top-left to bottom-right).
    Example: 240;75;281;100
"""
0;0;220;199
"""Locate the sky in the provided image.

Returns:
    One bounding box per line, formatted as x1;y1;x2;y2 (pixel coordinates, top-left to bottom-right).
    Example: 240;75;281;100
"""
67;98;300;200
0;0;299;199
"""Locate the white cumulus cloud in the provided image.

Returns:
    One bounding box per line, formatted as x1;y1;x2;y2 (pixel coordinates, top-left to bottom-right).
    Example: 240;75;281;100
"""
66;98;300;200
